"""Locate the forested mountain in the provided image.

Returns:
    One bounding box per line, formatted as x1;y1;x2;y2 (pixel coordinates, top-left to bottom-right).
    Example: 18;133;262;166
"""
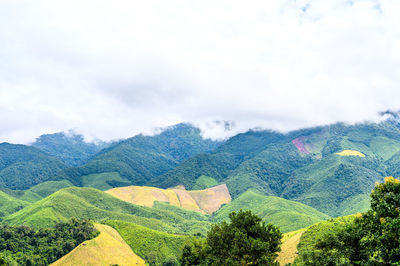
31;131;111;166
0;143;68;190
149;121;400;217
147;130;286;189
63;123;220;188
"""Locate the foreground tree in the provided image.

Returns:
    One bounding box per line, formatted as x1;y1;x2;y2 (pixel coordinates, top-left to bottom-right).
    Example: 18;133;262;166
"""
180;209;282;265
295;176;400;265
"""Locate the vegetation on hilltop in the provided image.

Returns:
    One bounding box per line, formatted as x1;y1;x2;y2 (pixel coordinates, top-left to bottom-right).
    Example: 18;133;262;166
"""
212;189;330;233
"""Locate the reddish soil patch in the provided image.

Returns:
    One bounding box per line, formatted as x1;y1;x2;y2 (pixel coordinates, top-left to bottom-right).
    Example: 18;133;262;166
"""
292;137;310;154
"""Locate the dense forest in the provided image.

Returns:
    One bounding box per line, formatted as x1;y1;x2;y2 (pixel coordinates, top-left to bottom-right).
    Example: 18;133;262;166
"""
0;219;98;265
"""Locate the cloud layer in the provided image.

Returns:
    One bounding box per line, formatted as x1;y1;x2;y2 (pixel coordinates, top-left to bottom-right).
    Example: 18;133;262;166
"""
1;0;400;143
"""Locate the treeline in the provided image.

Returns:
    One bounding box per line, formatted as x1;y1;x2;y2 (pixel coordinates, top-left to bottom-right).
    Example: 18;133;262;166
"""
0;219;98;265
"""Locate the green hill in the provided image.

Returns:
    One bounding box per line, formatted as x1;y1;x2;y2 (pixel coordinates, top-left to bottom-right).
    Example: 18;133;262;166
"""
0;143;68;190
32;131;111;166
3;187;211;235
64;123;220;188
293;215;356;265
0;190;30;218
1;180;74;203
212;190;330;233
105;220;189;266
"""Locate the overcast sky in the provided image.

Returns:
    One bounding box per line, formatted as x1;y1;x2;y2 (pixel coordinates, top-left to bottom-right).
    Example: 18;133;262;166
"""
1;0;400;143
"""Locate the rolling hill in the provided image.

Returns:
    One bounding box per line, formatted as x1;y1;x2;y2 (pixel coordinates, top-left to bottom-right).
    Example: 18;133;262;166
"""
0;190;30;218
212;189;330;233
3;187;211;235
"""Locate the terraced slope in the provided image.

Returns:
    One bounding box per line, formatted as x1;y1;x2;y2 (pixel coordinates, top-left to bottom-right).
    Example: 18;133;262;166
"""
3;187;211;235
213;190;330;233
51;224;145;266
106;184;231;214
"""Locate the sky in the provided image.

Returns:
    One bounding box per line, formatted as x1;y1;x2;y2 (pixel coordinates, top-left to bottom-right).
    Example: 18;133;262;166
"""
1;0;400;143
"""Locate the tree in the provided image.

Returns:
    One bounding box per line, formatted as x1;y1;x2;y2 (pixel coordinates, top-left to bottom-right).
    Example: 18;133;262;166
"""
295;176;400;265
180;209;282;265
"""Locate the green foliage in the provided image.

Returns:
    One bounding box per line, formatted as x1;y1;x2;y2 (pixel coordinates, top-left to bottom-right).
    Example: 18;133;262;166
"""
3;187;211;235
0;191;30;219
181;210;282;266
105;220;189;266
148;130;285;189
65;123;219;187
222;122;400;217
192;175;218;190
81;172;130;190
32;131;110;166
0;218;98;266
294;215;356;265
295;177;400;265
0;143;68;190
213;190;330;233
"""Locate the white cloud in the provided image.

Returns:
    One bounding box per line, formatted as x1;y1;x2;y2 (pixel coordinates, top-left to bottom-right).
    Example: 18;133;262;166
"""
1;0;400;143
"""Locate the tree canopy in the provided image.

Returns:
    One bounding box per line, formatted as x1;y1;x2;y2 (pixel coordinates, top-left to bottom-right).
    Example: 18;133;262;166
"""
180;209;282;265
295;176;400;265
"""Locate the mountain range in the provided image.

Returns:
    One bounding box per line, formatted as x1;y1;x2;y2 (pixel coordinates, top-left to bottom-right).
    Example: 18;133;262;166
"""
1;119;400;264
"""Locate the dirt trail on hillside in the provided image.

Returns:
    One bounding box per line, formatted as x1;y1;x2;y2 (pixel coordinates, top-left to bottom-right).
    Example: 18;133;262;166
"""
276;231;303;265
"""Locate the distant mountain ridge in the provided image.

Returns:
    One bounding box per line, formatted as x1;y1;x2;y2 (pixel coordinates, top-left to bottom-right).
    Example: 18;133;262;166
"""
62;123;221;188
31;131;111;166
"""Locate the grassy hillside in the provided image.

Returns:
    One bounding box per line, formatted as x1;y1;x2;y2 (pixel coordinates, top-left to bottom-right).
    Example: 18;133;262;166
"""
0;190;30;218
212;190;330;233
51;223;145;266
105;220;190;265
3;187;211;235
1;180;74;203
293;215;356;265
64;123;220;187
106;184;231;214
32;131;110;166
0;143;68;189
277;229;306;265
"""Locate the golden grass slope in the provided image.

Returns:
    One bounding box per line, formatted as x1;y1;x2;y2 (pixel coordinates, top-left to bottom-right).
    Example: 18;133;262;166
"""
276;229;305;265
106;184;231;214
51;224;145;266
336;149;365;157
